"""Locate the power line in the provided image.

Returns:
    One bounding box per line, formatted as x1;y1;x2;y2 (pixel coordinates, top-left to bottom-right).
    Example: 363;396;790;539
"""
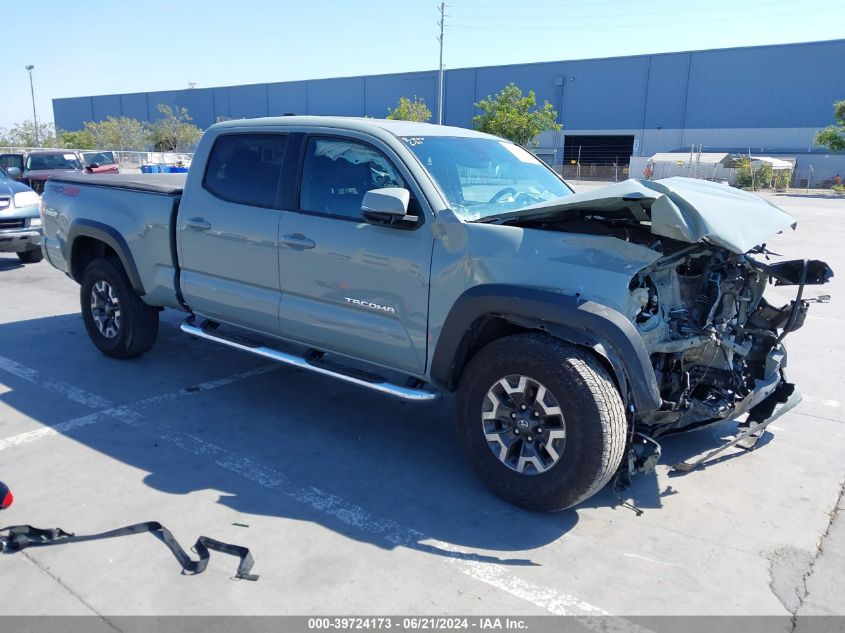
449;1;654;6
448;0;795;20
448;5;837;30
449;0;744;7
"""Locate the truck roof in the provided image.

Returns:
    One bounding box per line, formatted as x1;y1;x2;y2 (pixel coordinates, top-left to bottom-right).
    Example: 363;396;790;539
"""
212;116;499;140
26;150;80;157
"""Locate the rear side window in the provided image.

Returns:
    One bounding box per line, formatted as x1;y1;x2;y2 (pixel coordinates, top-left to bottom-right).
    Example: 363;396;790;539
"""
203;134;287;208
0;155;23;172
83;151;116;166
299;137;404;220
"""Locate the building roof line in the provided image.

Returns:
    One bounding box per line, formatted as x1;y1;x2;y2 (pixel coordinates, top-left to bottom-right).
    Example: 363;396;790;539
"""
52;38;845;103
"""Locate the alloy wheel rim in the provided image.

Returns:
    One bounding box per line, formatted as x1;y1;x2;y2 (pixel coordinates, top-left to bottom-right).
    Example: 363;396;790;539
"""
90;280;121;339
481;374;566;475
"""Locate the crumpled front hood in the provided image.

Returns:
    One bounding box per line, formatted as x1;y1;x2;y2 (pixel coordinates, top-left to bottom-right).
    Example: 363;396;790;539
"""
506;177;797;254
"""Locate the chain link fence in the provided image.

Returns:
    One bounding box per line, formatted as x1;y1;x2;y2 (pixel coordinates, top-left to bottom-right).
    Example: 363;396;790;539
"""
555;163;630;182
0;147;193;174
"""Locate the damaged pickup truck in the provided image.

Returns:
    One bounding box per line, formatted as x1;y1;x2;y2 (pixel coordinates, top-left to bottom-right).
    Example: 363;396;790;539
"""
39;117;833;512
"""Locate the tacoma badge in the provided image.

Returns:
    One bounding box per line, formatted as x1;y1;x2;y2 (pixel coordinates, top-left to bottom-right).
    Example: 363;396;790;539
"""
344;297;397;315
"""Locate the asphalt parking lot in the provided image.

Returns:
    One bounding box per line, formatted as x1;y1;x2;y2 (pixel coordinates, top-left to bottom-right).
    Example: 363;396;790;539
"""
0;188;843;621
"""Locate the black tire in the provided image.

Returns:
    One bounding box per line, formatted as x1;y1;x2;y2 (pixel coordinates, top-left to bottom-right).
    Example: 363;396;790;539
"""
80;257;159;359
455;333;627;512
17;248;43;263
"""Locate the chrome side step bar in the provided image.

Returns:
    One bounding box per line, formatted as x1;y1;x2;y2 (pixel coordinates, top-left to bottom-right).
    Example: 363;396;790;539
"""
180;319;440;402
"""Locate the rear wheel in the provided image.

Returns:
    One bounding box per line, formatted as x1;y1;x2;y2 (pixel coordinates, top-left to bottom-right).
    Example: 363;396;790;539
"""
80;257;159;358
17;249;43;263
455;334;627;512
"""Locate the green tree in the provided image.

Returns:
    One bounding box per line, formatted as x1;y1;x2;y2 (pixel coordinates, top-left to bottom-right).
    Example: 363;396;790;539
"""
735;156;754;189
814;100;845;151
149;104;202;152
735;156;774;190
60;129;95;149
386;96;432;123
84;116;148;151
472;83;561;147
0;120;58;147
774;168;792;190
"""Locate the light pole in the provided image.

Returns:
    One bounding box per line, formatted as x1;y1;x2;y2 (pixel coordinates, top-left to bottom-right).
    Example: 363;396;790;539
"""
25;65;38;147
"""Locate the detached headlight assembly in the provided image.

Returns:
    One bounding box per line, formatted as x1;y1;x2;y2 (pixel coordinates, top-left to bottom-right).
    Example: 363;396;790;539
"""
13;191;40;208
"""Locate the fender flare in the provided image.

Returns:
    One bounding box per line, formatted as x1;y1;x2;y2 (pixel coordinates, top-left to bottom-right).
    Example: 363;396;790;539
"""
429;285;662;412
67;219;146;296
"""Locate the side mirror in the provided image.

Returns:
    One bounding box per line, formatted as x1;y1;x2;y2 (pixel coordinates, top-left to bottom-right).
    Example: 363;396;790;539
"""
361;188;418;229
5;167;22;180
87;162;100;170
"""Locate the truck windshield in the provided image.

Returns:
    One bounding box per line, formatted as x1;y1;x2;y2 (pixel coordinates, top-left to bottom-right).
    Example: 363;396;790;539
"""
400;136;571;221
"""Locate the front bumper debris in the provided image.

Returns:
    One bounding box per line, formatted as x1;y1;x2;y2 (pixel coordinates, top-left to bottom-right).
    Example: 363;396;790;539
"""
671;386;802;472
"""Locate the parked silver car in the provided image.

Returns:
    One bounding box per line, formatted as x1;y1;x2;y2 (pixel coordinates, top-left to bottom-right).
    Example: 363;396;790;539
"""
0;166;42;263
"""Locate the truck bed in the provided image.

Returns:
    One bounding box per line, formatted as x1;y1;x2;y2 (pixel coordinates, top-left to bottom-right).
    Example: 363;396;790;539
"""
48;173;186;195
41;171;186;309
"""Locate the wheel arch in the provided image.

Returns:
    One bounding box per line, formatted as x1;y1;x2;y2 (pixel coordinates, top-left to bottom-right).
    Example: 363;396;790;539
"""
429;285;662;413
68;220;146;296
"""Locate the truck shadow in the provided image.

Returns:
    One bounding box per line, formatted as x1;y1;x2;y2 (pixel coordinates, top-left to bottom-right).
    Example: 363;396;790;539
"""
0;257;23;272
0;311;757;564
774;192;842;200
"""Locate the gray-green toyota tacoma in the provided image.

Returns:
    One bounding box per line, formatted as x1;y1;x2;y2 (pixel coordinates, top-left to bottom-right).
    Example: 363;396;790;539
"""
39;117;833;511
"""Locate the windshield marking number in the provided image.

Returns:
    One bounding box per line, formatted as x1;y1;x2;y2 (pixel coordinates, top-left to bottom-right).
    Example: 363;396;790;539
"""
402;137;424;147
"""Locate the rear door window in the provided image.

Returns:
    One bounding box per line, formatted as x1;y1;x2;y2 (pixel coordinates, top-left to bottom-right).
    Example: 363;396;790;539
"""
298;137;404;220
203;134;287;208
0;155;24;172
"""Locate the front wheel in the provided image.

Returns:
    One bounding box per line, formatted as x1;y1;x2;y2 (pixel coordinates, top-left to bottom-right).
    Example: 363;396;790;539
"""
455;334;627;512
80;257;159;359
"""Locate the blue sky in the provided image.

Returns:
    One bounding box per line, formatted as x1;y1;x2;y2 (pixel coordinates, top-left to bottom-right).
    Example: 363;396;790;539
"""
1;0;841;129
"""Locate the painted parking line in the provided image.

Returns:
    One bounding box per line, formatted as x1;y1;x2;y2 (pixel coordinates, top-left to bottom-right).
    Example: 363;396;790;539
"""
0;364;279;452
114;400;620;620
0;354;114;409
803;395;842;408
0;357;641;625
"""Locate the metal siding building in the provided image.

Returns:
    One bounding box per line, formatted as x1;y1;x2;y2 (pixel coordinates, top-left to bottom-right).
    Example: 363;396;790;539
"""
53;39;844;172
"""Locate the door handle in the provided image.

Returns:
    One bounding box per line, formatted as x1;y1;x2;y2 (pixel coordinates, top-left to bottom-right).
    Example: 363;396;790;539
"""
281;233;316;250
185;217;211;231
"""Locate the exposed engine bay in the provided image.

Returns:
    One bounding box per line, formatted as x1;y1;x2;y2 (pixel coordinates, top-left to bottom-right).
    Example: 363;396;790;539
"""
500;193;833;440
627;243;830;436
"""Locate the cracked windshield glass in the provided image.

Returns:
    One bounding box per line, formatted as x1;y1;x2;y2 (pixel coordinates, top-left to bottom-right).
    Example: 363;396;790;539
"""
401;136;572;221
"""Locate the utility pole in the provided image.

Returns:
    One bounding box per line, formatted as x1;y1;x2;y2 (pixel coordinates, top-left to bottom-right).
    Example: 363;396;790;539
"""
437;2;446;125
26;65;38;147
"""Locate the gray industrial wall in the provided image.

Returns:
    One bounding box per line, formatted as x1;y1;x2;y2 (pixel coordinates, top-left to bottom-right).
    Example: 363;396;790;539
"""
53;39;845;179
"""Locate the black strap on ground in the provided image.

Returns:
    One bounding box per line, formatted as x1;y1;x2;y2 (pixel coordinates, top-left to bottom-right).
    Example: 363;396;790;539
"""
0;521;258;581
